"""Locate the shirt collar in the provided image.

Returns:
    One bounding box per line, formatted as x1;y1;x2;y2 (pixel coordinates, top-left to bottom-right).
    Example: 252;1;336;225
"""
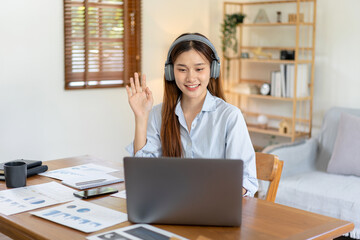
202;90;217;112
175;90;217;117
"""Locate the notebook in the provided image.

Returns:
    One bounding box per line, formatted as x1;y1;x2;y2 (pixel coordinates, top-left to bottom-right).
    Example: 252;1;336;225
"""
124;157;243;227
0;159;42;174
0;159;47;181
0;165;48;181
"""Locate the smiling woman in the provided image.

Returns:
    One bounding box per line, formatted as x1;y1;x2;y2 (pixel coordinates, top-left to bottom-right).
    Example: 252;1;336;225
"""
173;49;211;108
125;33;258;197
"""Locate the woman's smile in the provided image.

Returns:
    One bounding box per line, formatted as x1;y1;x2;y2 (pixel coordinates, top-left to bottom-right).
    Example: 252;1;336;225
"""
185;83;200;91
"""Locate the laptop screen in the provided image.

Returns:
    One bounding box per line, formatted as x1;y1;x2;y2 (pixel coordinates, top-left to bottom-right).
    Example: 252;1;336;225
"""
124;157;243;226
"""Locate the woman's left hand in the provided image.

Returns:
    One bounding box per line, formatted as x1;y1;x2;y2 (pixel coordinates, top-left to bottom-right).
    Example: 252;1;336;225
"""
126;72;154;119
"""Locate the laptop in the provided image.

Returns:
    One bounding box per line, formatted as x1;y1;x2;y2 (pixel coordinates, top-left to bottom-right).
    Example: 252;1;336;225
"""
123;157;243;226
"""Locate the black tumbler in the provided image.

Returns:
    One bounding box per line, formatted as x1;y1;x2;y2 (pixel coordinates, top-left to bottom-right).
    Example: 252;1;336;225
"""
4;161;27;188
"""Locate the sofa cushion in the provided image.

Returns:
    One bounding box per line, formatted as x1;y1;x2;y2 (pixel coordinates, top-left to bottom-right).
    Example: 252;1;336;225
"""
327;113;360;176
276;171;360;239
316;107;360;171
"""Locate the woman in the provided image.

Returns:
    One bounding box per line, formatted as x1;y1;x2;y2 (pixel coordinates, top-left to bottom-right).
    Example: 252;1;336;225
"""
126;33;258;196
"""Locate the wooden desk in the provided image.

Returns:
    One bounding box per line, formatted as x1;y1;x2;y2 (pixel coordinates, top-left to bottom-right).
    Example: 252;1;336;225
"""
0;156;354;240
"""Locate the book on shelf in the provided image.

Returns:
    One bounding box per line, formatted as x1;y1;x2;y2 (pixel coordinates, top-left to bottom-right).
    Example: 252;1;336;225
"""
286;64;294;97
280;64;287;97
275;71;282;97
286;64;309;98
270;71;282;97
271;64;309;98
270;71;275;96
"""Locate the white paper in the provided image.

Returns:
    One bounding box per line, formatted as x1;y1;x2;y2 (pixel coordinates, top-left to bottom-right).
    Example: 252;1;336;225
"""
31;200;128;233
0;182;76;215
87;224;188;240
111;190;126;199
40;163;119;181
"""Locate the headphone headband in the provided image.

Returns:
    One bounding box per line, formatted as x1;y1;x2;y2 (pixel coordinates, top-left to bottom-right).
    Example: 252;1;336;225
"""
165;35;220;65
164;34;221;81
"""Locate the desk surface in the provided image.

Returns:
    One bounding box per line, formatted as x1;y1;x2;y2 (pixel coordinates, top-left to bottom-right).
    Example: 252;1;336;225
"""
0;156;354;240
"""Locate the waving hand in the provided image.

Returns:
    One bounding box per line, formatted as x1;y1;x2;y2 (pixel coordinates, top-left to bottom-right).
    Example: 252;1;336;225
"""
126;72;154;118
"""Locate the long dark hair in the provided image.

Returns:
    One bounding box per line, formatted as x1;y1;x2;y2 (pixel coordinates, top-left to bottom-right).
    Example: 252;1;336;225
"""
161;33;225;157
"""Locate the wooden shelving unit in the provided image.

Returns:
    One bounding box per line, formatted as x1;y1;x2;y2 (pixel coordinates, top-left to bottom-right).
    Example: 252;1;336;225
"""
242;22;313;26
247;125;309;138
225;90;312;101
240;59;312;64
222;0;317;142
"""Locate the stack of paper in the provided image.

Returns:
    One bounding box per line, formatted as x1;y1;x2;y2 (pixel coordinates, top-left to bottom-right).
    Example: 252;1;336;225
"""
62;174;123;190
40;163;123;189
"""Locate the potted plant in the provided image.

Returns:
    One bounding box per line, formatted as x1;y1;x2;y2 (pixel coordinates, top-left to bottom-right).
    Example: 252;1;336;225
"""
221;13;246;77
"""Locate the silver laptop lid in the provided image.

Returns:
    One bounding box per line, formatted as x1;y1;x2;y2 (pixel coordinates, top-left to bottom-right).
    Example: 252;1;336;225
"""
124;157;243;226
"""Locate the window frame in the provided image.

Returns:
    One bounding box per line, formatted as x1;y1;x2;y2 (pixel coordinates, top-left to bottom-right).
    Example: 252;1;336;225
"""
63;0;141;90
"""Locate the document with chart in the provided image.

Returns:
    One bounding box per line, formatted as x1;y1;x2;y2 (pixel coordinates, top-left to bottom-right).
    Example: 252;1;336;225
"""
87;224;188;240
39;163;123;189
31;200;128;233
0;182;75;215
39;163;118;180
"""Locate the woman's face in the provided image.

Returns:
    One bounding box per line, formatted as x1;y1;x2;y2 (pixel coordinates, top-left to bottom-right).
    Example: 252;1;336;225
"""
173;49;211;102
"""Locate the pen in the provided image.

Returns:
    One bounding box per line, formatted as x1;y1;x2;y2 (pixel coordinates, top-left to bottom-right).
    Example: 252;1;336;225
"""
75;179;106;186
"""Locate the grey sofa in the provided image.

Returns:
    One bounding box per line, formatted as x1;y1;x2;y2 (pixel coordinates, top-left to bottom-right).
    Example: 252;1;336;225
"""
263;107;360;239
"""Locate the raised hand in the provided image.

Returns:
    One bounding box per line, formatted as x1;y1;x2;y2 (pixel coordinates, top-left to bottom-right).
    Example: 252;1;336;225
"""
126;72;154;119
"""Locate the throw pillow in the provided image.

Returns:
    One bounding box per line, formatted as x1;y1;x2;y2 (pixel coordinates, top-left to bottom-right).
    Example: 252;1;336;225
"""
327;113;360;176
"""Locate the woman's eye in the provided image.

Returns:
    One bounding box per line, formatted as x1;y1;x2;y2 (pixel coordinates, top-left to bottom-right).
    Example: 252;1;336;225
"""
178;68;186;72
196;68;204;72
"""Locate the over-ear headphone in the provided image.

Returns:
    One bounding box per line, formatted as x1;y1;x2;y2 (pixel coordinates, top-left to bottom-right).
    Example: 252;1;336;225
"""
164;34;221;81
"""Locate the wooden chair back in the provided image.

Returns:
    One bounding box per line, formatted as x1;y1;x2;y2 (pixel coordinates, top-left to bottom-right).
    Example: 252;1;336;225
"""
255;152;284;202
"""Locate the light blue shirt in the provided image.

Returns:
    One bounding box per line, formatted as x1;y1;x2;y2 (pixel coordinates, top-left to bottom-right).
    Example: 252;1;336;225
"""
126;90;258;196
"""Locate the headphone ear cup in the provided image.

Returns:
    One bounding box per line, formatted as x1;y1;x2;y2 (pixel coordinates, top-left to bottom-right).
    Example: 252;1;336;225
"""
210;60;220;79
164;64;175;81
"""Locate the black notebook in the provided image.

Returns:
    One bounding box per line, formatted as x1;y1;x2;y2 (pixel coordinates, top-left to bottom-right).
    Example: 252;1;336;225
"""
0;164;48;181
0;159;43;174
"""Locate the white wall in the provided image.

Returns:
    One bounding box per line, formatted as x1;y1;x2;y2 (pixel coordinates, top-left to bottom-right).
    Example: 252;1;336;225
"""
1;0;359;162
0;0;210;162
313;0;360;128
